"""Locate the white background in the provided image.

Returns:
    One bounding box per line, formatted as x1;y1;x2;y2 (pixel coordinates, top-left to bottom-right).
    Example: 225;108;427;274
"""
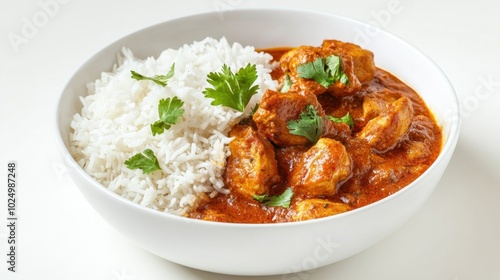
1;0;499;279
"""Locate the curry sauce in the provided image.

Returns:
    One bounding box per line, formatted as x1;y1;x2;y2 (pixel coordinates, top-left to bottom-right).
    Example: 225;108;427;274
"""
188;43;442;223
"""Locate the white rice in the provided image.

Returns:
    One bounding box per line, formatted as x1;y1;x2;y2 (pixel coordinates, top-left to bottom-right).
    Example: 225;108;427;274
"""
70;37;277;216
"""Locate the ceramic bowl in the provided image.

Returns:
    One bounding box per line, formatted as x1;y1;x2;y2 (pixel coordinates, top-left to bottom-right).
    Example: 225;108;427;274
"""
55;8;460;276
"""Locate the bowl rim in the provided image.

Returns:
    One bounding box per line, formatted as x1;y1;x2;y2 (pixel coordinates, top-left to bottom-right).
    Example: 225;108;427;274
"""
55;7;461;229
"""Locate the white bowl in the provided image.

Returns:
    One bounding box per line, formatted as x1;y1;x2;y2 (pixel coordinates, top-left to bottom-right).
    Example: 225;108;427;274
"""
55;8;460;276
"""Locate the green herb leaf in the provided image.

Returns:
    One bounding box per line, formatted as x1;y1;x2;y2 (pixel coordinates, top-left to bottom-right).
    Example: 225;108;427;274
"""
281;73;293;93
287;105;323;144
296;55;349;88
124;149;161;174
253;187;294;208
202;63;259;112
250;102;260;116
328;112;354;129
297;57;331;88
131;63;175;87
151;96;185;136
325;55;350;85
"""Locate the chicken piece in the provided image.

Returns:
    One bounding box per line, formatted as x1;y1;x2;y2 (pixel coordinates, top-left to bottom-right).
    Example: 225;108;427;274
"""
279;46;328;95
402;115;439;160
253;89;325;146
225;125;281;198
280;41;366;97
406;115;438;143
325;55;362;97
275;145;308;184
357;96;414;153
322;118;352;143
367;158;407;186
322;39;376;85
344;137;372;178
290;138;352;197
367;157;428;188
280;46;324;73
290;199;351;221
404;142;431;161
361;89;402;123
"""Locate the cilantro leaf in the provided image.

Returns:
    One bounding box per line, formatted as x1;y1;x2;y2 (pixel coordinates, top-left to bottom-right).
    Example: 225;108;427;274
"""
250;102;260;116
253;187;294;208
281;73;293;93
325;55;350;85
296;55;349;88
297;57;331;88
131;63;175;87
287;105;323;144
124;149;161;174
202;63;259;112
151;97;185;136
328;112;354;129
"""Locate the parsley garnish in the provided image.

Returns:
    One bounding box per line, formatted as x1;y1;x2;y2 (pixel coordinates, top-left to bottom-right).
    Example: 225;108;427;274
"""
296;55;349;88
124;149;161;174
287;105;323;144
150;96;185;136
328;112;354;129
131;63;175;87
202;63;259;112
281;73;293;93
253;187;294;208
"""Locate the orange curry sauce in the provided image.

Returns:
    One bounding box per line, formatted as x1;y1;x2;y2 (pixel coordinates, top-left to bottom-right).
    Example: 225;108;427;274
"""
188;47;442;223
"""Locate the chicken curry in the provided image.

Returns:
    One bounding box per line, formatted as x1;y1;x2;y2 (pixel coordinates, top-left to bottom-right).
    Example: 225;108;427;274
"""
188;39;442;223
